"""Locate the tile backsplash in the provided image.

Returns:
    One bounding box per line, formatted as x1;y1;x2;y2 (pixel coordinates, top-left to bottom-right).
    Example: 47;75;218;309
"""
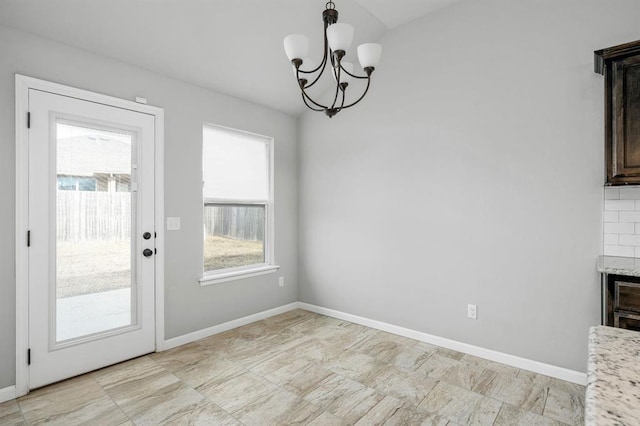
604;187;640;257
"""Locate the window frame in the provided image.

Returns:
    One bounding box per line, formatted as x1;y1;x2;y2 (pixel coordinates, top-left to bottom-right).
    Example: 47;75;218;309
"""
199;124;278;286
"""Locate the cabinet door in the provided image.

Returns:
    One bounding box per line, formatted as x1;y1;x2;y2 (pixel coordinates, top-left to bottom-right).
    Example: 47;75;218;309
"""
614;311;640;331
609;55;640;183
615;281;640;313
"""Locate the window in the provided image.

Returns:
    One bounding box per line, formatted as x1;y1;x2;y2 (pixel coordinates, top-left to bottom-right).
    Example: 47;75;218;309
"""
200;124;276;284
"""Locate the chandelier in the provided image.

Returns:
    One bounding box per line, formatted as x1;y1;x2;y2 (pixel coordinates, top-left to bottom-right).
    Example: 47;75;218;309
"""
283;1;382;118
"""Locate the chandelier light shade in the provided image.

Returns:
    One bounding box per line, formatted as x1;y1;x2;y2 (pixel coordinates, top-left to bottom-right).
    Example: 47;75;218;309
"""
284;1;382;118
284;35;310;62
357;43;382;69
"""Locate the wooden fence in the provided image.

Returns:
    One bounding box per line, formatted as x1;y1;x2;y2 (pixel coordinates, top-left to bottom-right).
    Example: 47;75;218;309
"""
204;205;264;241
57;191;131;242
57;192;263;242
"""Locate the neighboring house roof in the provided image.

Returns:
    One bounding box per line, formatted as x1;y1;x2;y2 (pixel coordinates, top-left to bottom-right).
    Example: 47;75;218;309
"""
57;136;131;176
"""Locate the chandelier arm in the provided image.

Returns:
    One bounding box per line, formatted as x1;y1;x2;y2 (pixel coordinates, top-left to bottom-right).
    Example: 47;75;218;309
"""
297;22;330;89
299;84;329;109
340;76;371;109
301;92;325;112
330;68;342;109
338;87;347;111
300;53;329;89
339;63;370;80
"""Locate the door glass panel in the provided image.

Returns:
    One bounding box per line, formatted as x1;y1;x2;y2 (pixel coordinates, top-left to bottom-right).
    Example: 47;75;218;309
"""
55;121;135;342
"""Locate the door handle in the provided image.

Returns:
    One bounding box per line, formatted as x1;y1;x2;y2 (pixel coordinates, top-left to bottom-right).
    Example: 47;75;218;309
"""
143;248;154;257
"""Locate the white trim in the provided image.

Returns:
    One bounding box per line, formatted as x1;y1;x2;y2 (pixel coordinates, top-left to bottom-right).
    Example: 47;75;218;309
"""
162;302;298;350
199;265;280;286
15;74;165;395
154;109;166;351
15;75;164;116
15;75;30;398
0;386;16;404
297;302;588;386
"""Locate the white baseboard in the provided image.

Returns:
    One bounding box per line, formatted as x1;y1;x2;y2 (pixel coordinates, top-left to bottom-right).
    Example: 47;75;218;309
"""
298;302;587;386
0;385;16;403
161;302;299;351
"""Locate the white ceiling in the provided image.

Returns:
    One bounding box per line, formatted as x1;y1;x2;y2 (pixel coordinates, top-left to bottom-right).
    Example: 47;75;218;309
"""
0;0;461;115
353;0;464;29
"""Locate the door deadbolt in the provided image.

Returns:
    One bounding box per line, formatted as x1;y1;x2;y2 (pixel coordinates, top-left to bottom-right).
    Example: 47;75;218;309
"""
143;232;152;240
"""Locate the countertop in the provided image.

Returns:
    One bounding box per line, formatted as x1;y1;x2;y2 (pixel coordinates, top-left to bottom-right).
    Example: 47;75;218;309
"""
597;255;640;277
585;325;640;425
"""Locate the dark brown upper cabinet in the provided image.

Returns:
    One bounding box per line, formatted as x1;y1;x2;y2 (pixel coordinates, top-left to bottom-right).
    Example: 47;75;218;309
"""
595;40;640;185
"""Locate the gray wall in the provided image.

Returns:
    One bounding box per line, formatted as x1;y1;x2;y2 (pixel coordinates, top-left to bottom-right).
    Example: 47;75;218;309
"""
298;0;640;372
0;25;298;388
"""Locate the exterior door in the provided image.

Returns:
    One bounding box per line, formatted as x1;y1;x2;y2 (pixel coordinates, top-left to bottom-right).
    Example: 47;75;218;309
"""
27;88;156;389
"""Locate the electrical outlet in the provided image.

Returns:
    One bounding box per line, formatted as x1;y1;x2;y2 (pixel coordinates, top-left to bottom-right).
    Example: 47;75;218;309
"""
467;304;477;320
279;277;285;287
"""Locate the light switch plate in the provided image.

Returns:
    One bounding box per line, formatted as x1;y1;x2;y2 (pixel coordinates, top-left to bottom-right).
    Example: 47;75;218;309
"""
167;217;181;231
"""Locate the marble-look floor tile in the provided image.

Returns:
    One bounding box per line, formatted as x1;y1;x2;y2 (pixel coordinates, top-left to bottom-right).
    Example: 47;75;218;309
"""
200;371;279;413
95;357;207;424
543;387;585;426
250;350;299;376
264;358;334;395
408;410;457;426
472;372;548;414
149;342;215;373
417;354;485;390
174;354;246;389
288;339;347;364
416;354;459;378
350;332;409;364
364;364;438;406
289;317;358;344
326;351;386;383
324;323;379;350
163;401;242;425
436;347;466;361
517;371;585;396
438;362;486;391
390;342;437;372
354;395;412;425
233;387;322;425
263;309;321;330
92;356;161;389
18;375;128;425
418;381;503;425
221;338;285;369
305;411;349;426
12;311;587;426
460;355;520;378
256;328;316;354
0;400;25;425
304;374;384;424
289;316;351;334
494;404;565;426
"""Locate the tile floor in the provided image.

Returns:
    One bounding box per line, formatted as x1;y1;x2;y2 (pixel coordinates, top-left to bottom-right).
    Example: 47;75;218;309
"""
0;309;586;425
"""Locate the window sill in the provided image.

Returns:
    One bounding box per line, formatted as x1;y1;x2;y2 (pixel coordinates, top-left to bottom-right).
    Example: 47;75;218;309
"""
199;265;280;286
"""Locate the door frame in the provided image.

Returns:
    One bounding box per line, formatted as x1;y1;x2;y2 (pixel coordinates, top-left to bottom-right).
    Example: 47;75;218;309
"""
15;74;165;397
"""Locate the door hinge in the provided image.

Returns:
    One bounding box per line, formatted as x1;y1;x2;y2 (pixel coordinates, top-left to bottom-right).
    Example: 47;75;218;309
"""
27;230;31;247
27;348;31;365
154;248;157;255
27;112;31;129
